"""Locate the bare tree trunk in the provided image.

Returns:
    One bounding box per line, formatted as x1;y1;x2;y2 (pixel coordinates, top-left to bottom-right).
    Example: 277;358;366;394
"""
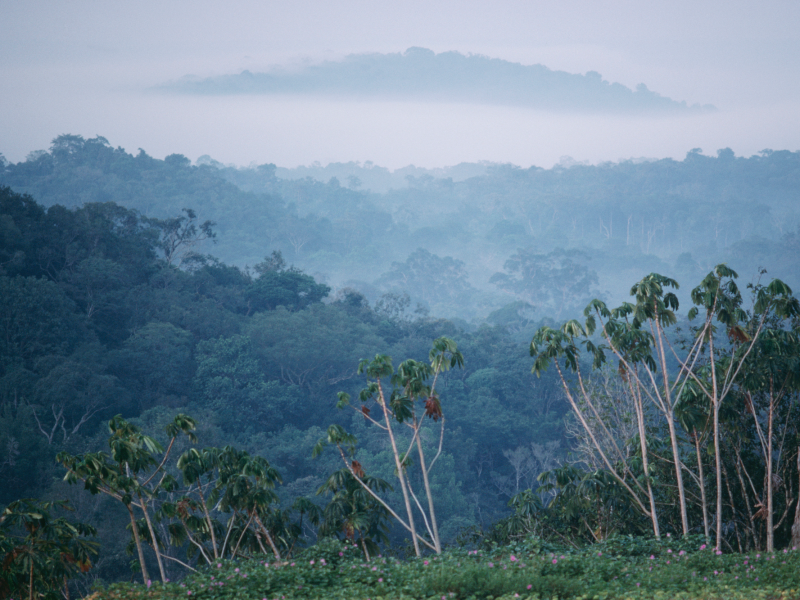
361;537;371;562
734;455;759;551
709;333;723;550
722;461;743;552
653;319;689;535
253;513;281;560
137;493;166;582
666;410;690;535
694;432;710;542
631;380;659;537
767;391;774;552
127;505;150;584
415;431;441;553
197;485;219;559
791;447;800;548
377;380;420;556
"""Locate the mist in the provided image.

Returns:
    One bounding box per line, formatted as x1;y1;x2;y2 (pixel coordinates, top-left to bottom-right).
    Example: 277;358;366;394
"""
3;85;799;170
2;0;799;168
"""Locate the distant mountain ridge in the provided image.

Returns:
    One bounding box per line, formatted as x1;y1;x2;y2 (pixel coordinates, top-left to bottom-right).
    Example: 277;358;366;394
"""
159;47;716;114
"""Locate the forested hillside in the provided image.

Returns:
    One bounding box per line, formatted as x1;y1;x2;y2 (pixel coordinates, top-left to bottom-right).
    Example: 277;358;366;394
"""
4;136;799;322
1;136;800;598
0;183;566;590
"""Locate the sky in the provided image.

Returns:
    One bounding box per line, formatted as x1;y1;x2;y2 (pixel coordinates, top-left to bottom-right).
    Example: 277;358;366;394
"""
2;0;799;169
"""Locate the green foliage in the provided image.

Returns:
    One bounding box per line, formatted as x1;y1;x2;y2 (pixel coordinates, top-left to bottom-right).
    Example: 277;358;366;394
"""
492;248;600;319
0;498;98;600
80;543;800;600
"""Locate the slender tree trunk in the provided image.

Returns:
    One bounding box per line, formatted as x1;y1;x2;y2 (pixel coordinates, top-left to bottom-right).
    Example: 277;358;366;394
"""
709;333;723;550
137;493;166;582
791;447;800;548
377;380;420;556
767;391;774;552
694;432;710;542
654;318;689;535
253;513;281;560
631;380;659;538
127;505;150;584
722;461;743;552
734;455;758;551
197;484;219;559
666;409;690;535
28;554;34;600
415;431;441;553
361;537;371;562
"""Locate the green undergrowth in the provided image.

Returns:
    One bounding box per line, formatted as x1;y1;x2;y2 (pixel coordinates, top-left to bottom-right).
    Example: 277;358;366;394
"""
87;537;800;600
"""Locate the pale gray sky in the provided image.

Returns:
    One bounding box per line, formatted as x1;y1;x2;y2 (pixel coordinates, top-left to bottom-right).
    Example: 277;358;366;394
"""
2;0;799;167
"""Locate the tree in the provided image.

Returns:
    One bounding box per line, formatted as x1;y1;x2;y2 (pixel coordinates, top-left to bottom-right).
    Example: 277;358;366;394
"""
491;248;599;319
686;267;798;549
735;306;800;551
316;468;391;560
0;498;98;600
376;248;475;314
58;414;196;584
246;252;330;313
165;445;284;563
531;266;800;548
313;337;463;555
150;208;216;271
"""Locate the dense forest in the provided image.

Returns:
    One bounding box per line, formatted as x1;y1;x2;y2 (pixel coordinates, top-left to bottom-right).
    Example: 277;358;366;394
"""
1;136;800;599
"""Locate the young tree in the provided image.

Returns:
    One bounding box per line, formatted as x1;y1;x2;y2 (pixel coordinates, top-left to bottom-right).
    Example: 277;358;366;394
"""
313;337;463;555
531;266;799;548
165;445;284;563
57;414;196;584
316;468;391;560
0;499;98;600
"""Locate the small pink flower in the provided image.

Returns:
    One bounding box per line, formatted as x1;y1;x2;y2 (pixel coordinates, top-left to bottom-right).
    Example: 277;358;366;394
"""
309;560;315;565
527;584;532;590
424;560;429;566
552;559;557;564
649;555;655;560
235;568;240;572
700;544;706;550
378;578;383;583
510;555;517;562
339;552;344;556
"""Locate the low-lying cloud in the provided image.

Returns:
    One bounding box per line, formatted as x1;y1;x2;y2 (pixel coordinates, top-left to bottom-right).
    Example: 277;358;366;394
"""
157;47;716;115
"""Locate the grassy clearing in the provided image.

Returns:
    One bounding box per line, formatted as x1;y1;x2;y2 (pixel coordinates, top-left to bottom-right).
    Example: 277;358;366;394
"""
86;538;800;600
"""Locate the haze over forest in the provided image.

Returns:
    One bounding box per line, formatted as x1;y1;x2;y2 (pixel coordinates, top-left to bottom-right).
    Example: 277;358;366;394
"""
2;2;800;596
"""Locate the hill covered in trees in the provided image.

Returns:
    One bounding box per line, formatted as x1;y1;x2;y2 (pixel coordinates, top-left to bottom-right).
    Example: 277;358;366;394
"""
3;136;800;322
1;136;800;598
